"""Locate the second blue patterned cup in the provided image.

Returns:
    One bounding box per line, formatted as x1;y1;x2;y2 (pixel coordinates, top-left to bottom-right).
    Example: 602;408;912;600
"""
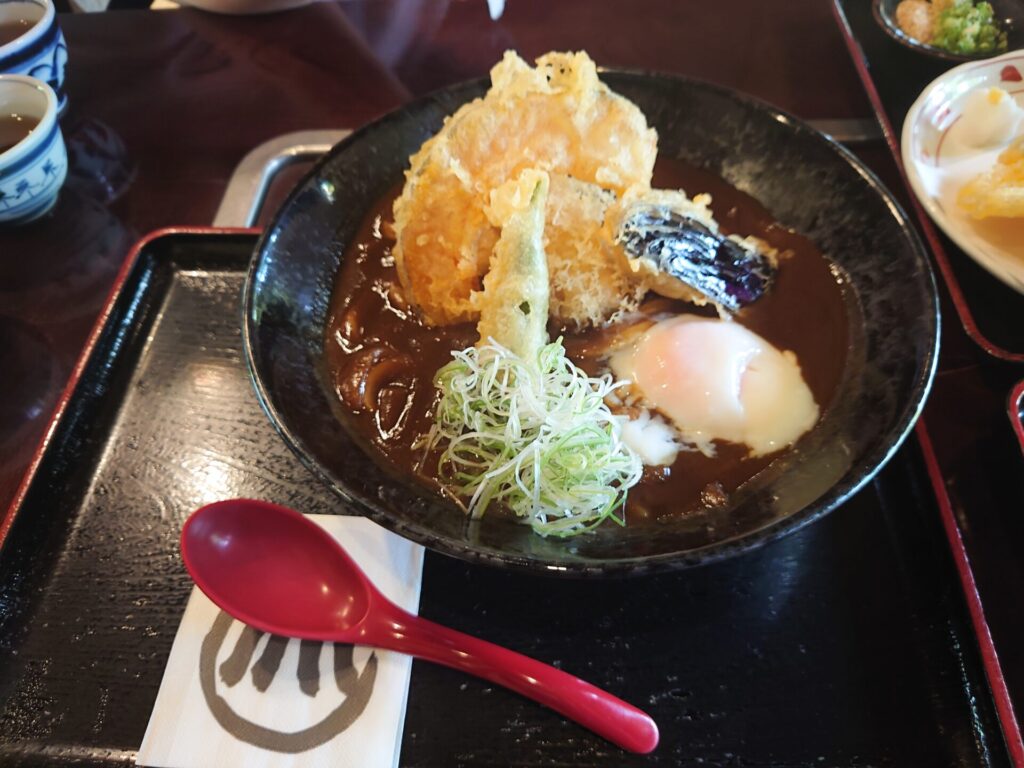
0;74;67;224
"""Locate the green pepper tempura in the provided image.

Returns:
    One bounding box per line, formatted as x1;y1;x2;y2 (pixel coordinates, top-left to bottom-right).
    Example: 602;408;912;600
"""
932;0;1008;55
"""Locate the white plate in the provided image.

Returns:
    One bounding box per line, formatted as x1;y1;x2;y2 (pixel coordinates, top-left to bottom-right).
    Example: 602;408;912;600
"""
902;50;1024;294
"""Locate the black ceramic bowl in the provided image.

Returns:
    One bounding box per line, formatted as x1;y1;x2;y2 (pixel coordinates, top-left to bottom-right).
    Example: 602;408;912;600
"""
873;0;1022;63
243;73;939;576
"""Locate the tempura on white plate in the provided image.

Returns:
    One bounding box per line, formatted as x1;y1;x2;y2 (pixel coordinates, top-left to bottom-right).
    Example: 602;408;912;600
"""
959;135;1024;219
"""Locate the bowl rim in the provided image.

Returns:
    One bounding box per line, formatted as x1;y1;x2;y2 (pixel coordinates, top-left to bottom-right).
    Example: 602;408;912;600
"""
871;0;1015;63
242;69;941;576
900;49;1024;295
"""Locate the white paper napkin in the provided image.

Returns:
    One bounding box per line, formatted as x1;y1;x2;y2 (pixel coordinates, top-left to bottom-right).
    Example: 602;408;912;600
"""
138;515;424;768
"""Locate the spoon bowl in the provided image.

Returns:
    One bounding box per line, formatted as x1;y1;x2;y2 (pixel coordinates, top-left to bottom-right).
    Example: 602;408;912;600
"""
180;499;660;754
182;500;373;638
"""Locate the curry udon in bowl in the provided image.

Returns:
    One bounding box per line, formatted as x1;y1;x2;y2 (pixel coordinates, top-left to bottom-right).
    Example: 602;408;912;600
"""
243;52;938;574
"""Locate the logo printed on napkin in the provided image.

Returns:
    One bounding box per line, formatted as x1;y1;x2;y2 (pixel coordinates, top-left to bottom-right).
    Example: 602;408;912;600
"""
197;611;379;751
138;515;424;768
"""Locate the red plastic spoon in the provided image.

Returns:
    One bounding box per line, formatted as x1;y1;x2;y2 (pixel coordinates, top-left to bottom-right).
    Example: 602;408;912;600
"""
180;499;659;754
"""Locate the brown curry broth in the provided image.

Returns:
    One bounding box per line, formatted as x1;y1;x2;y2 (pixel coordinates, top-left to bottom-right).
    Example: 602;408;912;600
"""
324;159;848;521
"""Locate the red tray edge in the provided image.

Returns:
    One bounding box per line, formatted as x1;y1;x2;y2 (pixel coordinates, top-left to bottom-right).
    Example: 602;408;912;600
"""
915;421;1024;766
1009;380;1024;460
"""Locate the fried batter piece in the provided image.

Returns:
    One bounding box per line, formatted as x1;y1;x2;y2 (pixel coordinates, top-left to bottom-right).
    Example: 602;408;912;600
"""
958;136;1024;219
393;50;657;327
544;174;649;326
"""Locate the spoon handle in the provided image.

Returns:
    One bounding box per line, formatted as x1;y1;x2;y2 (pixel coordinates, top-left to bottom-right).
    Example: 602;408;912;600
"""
368;610;659;754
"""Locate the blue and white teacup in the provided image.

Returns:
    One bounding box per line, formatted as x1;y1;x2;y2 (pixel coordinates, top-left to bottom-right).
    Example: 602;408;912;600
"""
0;74;66;224
0;0;67;115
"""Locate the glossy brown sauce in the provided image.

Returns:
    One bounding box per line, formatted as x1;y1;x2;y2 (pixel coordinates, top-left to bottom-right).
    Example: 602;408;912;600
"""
324;158;849;523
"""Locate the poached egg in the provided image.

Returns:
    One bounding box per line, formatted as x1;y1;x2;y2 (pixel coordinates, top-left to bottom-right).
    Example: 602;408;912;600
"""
611;316;819;458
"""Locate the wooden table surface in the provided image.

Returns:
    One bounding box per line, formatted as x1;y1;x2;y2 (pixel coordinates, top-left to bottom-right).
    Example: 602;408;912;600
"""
2;0;1022;756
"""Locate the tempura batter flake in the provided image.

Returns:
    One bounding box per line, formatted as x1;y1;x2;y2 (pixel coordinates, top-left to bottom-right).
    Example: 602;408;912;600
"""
392;50;657;327
958;136;1024;219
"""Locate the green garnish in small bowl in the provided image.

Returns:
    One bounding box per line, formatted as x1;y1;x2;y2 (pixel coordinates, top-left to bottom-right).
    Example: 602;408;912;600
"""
933;0;1008;55
879;0;1017;62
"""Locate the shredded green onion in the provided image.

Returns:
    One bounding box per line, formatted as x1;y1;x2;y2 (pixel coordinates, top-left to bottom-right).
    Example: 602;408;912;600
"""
422;337;643;537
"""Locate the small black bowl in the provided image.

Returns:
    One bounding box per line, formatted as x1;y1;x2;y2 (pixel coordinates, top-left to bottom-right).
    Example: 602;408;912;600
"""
243;73;939;576
873;0;1022;63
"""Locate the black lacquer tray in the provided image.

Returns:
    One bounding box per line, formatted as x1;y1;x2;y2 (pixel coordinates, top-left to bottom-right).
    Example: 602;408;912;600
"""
0;231;1013;766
